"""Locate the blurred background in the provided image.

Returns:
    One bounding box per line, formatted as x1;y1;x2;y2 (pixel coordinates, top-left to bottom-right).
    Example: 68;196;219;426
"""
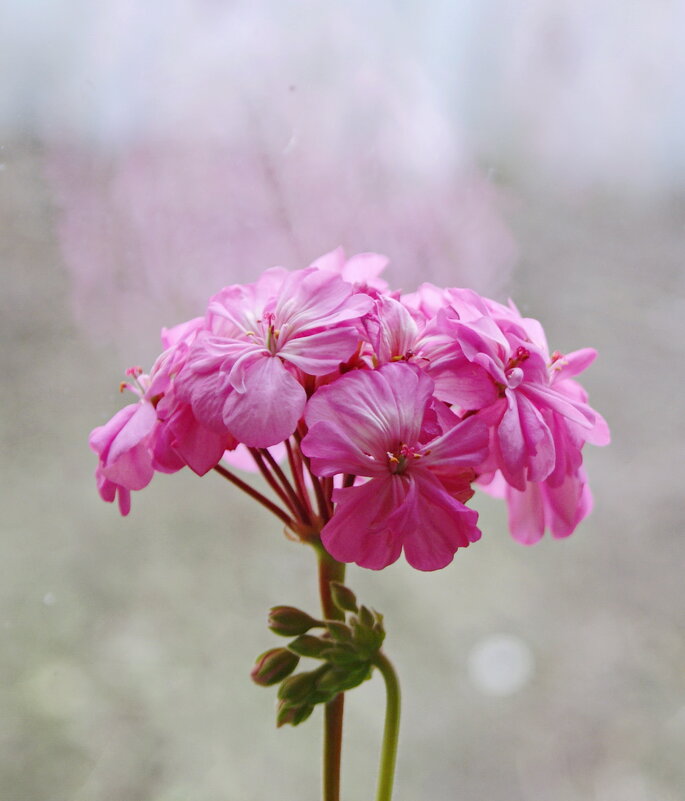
1;2;684;799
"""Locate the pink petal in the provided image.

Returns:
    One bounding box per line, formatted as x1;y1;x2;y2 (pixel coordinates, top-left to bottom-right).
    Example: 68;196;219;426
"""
221;442;287;472
544;472;594;539
160;316;204;348
222;356;306;447
422;414;490;469
553;348;597;380
431;357;499;409
274;268;373;337
301;419;386;477
117;486;132;516
107;402;157;465
505;482;545;545
89;404;139;458
160;403;230;475
322;477;404;570
496;391;527;490
516;393;555;483
401;472;481;570
521;383;595;429
279;326;361;375
303;364;433;468
342;252;389;290
187;369;235;434
308;246;346;273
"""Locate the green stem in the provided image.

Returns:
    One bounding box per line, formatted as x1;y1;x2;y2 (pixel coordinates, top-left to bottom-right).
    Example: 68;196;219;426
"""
315;543;346;801
372;651;401;801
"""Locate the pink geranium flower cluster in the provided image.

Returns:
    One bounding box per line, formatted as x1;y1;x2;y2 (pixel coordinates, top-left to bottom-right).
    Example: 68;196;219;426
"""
90;248;609;570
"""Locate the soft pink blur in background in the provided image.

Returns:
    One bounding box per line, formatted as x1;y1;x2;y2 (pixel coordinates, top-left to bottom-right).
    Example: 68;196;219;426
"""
1;3;684;800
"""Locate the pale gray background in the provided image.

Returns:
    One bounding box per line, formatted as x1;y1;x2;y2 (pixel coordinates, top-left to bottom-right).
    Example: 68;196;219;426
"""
1;3;684;800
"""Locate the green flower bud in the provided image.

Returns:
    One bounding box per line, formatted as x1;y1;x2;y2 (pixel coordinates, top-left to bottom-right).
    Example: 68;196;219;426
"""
321;643;361;666
276;700;314;728
316;662;372;694
330;582;358;613
288;634;330;659
335;662;373;692
315;667;347;695
268;606;323;637
251;647;300;687
277;669;320;705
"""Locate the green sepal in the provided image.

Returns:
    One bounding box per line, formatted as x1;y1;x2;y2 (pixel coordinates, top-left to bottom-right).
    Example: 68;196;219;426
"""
351;620;385;657
359;605;375;629
325;621;353;642
329;582;359;614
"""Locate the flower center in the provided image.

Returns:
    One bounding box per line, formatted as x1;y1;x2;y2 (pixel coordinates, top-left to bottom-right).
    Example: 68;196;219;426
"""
506;346;530;371
387;443;423;474
246;312;282;355
502;346;530;389
119;365;149;398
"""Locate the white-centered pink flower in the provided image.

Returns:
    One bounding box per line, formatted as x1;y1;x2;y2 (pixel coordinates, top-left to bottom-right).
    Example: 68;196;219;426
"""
176;267;373;448
301;364;489;571
89;319;233;515
89;249;608;552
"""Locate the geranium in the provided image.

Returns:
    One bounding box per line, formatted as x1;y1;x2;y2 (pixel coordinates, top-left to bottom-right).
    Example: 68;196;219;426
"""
301;364;489;570
175;266;373;447
89;247;608;801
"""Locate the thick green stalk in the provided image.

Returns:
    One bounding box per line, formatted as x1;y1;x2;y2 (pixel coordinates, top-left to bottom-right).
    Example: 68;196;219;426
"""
372;651;401;801
316;544;346;801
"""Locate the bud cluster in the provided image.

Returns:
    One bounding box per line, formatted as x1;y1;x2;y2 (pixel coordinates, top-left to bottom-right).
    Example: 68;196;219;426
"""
251;583;386;727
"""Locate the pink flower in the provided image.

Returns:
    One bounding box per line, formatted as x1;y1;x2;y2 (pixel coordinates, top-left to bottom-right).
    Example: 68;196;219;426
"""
89;321;233;515
480;468;594;544
88;369;161;516
177;266;373;447
440;309;604;490
301;364;489;571
309;246;390;295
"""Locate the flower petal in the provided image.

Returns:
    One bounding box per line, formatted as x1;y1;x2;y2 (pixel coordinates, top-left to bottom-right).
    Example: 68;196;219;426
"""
401;472;481;570
322;477;404;569
505;482;545;545
279;326;361;375
222;356;305;447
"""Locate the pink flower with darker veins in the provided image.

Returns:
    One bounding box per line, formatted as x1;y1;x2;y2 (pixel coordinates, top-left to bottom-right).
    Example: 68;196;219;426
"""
89;320;233;516
301;363;489;571
176;266;373;448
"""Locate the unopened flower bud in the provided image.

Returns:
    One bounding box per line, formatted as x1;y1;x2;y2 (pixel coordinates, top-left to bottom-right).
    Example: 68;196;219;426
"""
268;606;322;637
330;582;358;613
277;669;324;705
276;700;314;728
251;648;300;687
324;643;362;666
288;634;330;659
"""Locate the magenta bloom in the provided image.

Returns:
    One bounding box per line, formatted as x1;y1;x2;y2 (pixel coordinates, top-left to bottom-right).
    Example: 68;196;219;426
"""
177;267;373;447
89;320;232;516
480;468;594;545
302;364;489;571
89;250;608;555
